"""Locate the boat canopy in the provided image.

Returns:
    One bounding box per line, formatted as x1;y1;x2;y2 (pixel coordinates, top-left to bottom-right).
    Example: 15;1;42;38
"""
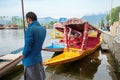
64;18;101;33
53;22;63;28
55;18;101;33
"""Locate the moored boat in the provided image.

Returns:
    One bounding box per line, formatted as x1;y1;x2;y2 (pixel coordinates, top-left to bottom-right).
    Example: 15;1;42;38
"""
42;22;65;52
43;18;102;66
0;53;23;77
42;43;65;52
50;29;64;38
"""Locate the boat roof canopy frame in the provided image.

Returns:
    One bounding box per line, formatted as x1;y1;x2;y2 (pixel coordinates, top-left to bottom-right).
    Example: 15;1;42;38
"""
64;18;102;33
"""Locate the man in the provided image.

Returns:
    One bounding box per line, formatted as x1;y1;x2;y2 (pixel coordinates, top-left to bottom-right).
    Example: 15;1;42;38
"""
22;12;46;80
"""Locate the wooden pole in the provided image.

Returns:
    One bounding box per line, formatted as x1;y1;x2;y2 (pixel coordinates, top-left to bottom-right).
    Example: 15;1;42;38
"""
81;23;88;51
64;26;69;52
53;24;56;46
21;0;25;35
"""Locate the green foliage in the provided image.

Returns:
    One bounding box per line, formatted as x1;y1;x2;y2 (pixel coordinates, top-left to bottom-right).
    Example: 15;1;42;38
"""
106;14;110;24
12;17;17;24
106;6;120;24
97;22;101;28
48;21;57;26
12;16;23;28
101;17;104;26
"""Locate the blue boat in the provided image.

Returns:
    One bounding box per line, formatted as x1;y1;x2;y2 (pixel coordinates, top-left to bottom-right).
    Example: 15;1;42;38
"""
42;43;65;52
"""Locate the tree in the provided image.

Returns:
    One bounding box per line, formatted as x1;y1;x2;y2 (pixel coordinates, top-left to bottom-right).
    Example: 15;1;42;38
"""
101;17;104;27
106;6;120;24
0;16;3;24
12;16;17;24
106;14;110;24
97;22;101;28
49;21;57;26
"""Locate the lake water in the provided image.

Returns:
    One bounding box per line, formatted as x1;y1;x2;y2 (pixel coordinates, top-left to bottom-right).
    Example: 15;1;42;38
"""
0;29;119;80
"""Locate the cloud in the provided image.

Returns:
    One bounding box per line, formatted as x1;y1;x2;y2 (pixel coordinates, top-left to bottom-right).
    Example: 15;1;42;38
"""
0;0;120;18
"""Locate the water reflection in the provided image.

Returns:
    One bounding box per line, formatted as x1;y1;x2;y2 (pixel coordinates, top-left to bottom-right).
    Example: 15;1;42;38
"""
0;29;24;40
95;50;118;80
45;49;118;80
45;49;101;80
0;29;24;56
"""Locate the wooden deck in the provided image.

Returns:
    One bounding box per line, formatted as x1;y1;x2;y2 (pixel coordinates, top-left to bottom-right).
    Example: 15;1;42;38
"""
0;53;23;77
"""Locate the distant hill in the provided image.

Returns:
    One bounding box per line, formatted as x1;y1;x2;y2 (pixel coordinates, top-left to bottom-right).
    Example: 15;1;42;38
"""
82;13;107;26
38;17;58;24
0;14;107;26
37;14;107;26
0;17;59;25
0;20;10;25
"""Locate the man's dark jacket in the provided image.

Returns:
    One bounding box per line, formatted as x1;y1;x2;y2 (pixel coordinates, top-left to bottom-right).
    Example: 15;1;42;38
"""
22;21;46;66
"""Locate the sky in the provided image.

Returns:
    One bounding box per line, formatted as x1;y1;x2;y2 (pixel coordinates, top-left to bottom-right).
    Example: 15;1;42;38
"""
0;0;120;19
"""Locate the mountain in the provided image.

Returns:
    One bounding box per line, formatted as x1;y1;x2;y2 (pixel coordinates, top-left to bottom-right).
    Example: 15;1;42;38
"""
37;14;107;26
0;17;59;25
38;17;58;24
82;13;107;26
0;14;107;26
0;20;11;25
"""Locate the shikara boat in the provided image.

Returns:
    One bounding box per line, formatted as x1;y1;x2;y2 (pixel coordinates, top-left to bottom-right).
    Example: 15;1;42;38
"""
43;18;102;66
42;22;65;52
50;22;64;38
42;43;65;52
0;53;23;77
50;29;64;38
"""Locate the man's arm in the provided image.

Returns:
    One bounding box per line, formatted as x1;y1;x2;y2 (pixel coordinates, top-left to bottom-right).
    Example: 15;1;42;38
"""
22;27;33;58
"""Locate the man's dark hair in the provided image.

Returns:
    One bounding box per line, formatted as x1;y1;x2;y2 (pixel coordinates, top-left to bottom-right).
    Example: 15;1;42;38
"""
26;12;37;21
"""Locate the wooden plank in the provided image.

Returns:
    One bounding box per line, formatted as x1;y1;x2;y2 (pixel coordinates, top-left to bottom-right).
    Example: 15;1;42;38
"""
0;53;23;77
42;48;63;52
0;53;22;60
0;61;11;69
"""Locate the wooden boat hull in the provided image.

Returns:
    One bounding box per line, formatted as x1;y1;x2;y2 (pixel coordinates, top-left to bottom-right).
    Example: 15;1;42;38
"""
0;53;23;77
42;44;65;52
43;42;101;66
42;48;64;52
50;30;63;38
